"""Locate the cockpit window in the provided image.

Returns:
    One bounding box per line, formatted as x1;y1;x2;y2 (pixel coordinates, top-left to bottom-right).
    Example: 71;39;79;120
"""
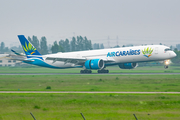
164;48;172;51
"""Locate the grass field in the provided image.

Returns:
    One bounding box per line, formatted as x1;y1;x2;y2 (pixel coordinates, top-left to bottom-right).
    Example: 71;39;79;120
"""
0;65;180;73
0;75;180;92
0;93;180;120
0;66;180;120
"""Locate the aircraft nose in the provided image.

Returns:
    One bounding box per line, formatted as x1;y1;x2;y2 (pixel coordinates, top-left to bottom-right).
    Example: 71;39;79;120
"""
172;51;177;58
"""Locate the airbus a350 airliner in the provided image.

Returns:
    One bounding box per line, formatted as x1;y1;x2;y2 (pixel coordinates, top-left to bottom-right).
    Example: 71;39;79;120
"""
8;35;177;73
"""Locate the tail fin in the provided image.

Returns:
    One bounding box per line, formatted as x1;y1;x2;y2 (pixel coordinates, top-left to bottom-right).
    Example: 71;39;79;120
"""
18;35;41;56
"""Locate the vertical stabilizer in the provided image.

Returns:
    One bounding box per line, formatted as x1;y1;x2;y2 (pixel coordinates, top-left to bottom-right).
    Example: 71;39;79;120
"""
18;35;42;56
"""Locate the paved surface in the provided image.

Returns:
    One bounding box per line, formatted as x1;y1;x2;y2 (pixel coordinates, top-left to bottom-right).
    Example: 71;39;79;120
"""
0;73;180;75
0;91;180;94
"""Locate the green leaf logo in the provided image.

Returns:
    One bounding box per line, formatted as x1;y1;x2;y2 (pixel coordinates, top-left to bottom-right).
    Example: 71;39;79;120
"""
142;47;154;57
22;42;36;55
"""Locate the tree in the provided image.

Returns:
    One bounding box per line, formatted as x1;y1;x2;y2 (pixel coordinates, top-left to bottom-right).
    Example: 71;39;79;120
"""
58;40;65;52
71;37;76;51
76;36;84;51
176;44;180;50
83;36;90;50
79;36;84;50
51;35;92;52
93;43;99;49
28;36;32;43
113;45;120;48
174;48;178;51
170;45;173;50
4;47;9;52
64;39;70;52
87;39;92;50
51;41;65;53
0;42;9;53
32;36;40;52
100;43;104;49
40;36;48;55
171;50;180;64
59;40;64;47
51;41;58;53
0;42;5;52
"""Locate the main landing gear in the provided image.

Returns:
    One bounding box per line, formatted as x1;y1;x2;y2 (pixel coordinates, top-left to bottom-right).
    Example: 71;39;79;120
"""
80;69;109;74
97;69;109;73
80;69;92;73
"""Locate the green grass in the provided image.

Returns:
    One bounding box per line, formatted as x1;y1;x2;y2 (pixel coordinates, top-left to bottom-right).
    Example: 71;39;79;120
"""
0;93;180;120
0;65;180;73
0;75;180;92
0;66;180;120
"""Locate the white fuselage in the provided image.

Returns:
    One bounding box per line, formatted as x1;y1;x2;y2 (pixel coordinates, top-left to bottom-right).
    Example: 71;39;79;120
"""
39;45;176;68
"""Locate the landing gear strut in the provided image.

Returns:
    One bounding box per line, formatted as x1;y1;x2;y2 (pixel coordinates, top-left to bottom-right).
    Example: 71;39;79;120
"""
97;69;109;73
80;69;92;74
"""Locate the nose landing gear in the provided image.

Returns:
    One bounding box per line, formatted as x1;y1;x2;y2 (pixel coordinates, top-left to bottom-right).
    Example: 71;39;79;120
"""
164;60;170;69
164;65;168;69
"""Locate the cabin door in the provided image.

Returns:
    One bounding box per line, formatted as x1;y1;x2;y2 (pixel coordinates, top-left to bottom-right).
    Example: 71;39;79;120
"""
155;47;158;54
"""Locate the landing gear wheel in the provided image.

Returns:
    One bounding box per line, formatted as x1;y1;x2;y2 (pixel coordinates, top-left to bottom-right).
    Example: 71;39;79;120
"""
80;70;84;73
98;69;109;73
80;70;92;74
164;65;168;69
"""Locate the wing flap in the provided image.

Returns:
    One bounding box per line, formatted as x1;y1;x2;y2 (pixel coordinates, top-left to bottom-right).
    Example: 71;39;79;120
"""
46;57;87;64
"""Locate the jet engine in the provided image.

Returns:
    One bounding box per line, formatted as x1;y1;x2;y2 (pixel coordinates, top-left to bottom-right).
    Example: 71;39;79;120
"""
84;59;104;70
118;63;138;69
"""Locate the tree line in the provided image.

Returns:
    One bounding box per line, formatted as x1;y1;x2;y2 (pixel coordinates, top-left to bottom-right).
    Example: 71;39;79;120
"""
27;35;93;54
51;36;92;53
0;35;104;54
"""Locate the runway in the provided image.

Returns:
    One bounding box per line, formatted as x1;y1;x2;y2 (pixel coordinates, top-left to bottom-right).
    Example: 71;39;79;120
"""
0;91;180;94
0;73;180;75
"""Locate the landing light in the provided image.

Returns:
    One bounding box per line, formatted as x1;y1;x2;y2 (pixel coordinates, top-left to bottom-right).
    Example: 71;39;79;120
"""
164;60;171;65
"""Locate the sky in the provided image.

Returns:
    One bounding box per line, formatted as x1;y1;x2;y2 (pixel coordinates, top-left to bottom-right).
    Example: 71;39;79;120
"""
0;0;180;48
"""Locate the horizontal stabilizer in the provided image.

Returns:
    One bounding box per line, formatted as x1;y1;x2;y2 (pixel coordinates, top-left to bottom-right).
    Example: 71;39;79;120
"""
11;49;25;56
9;58;34;62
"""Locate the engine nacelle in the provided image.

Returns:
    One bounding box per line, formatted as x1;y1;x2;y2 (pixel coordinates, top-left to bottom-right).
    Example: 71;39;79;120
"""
84;59;104;70
118;63;138;69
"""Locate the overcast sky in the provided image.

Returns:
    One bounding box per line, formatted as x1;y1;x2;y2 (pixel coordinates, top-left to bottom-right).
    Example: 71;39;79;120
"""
0;0;180;48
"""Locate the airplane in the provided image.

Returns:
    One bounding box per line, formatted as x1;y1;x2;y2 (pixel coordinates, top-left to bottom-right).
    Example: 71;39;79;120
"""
7;35;177;73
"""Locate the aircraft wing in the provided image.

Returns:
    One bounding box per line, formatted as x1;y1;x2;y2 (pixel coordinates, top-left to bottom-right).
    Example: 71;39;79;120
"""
45;56;115;65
